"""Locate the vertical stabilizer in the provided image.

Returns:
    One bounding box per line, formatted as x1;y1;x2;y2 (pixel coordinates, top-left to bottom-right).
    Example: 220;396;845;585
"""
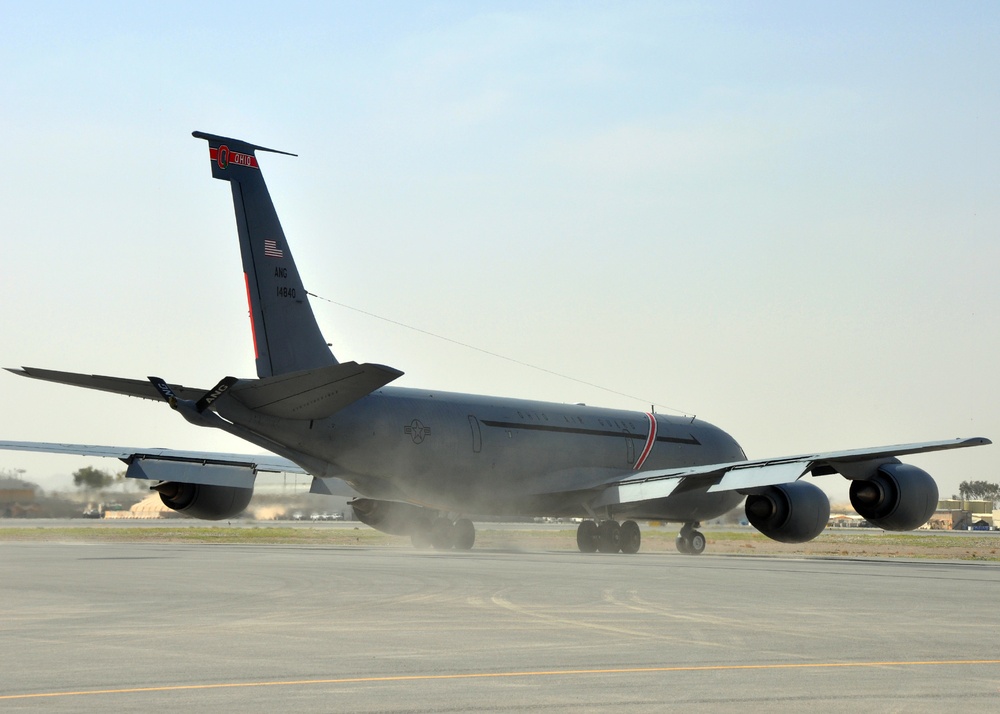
193;131;337;378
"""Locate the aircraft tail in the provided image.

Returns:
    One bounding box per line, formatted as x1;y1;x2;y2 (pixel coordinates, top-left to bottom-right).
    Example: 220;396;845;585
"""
193;131;337;378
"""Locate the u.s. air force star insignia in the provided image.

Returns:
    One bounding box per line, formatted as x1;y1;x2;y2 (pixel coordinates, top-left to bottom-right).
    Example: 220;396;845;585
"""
404;419;431;444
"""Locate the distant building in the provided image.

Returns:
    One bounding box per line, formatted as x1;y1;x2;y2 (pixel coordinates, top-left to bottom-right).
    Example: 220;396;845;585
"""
938;499;993;513
0;478;37;502
0;479;40;518
933;499;995;530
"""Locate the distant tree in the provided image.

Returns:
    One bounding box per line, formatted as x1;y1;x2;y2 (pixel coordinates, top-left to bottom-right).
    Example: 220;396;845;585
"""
72;466;114;491
957;480;1000;508
113;469;147;492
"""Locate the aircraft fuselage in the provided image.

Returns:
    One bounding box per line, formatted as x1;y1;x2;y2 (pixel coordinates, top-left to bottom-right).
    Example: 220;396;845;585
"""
221;386;748;519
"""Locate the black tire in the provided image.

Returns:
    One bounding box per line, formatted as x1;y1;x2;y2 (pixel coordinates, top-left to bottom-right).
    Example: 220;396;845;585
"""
597;520;622;553
576;520;599;552
675;534;692;554
453;518;476;550
620;520;641;554
688;530;706;555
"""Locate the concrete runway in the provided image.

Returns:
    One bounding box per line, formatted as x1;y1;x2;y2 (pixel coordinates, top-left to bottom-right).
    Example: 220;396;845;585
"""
1;543;998;712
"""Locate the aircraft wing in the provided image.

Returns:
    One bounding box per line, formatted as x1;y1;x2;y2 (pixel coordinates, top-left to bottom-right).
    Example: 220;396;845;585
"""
0;440;313;492
0;440;368;497
0;440;304;473
588;437;991;509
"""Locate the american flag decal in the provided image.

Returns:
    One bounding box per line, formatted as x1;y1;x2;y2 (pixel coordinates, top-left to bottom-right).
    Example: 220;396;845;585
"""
264;240;284;258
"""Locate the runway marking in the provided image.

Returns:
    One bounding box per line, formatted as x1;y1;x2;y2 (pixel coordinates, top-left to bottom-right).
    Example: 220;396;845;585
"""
3;660;1000;700
487;592;728;650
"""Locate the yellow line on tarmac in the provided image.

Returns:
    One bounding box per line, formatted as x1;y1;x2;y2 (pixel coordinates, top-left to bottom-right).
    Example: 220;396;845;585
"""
3;659;1000;701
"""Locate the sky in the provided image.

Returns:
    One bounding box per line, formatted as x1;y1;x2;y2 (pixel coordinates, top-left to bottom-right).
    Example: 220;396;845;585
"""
1;1;997;504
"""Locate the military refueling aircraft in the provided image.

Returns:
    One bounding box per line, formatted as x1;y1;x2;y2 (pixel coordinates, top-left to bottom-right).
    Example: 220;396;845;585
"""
0;132;990;554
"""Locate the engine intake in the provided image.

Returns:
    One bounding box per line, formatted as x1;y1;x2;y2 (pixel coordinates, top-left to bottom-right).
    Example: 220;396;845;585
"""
745;481;830;543
849;463;938;531
154;482;253;520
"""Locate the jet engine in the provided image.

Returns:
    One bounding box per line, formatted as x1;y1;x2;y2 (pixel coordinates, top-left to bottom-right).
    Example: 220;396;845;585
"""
849;463;938;531
745;481;830;543
351;498;434;536
153;482;253;520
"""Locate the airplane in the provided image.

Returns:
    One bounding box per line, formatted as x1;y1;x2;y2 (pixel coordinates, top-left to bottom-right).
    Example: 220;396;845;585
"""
0;131;990;555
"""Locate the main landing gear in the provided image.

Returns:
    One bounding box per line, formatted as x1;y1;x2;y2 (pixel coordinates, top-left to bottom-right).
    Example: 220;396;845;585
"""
411;517;476;551
576;519;642;554
675;522;706;555
576;520;707;555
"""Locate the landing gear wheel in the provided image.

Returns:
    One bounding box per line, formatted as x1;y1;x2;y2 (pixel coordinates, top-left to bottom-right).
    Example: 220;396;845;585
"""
675;523;707;555
576;520;599;553
453;518;476;550
620;520;641;554
675;522;706;555
430;518;455;550
597;520;622;553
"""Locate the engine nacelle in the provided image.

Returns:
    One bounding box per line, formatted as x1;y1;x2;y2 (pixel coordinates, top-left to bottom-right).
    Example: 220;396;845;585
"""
849;463;938;531
745;481;830;544
155;482;253;520
351;498;434;536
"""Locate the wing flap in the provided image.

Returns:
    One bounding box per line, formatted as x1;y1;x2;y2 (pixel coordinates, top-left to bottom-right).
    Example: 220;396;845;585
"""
229;361;403;419
126;458;256;489
707;461;811;493
590;477;683;509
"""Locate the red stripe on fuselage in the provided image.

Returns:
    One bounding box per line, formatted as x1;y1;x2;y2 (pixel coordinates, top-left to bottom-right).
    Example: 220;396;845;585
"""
633;413;657;470
244;272;259;360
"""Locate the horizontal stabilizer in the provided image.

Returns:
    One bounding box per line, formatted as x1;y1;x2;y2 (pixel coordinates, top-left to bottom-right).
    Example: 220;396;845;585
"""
229;361;403;419
6;367;207;402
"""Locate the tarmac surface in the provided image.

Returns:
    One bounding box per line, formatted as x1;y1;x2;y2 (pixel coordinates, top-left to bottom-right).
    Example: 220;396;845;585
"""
2;541;998;712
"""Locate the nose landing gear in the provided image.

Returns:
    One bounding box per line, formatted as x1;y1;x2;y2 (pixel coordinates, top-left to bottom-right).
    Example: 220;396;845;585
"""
675;522;706;555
